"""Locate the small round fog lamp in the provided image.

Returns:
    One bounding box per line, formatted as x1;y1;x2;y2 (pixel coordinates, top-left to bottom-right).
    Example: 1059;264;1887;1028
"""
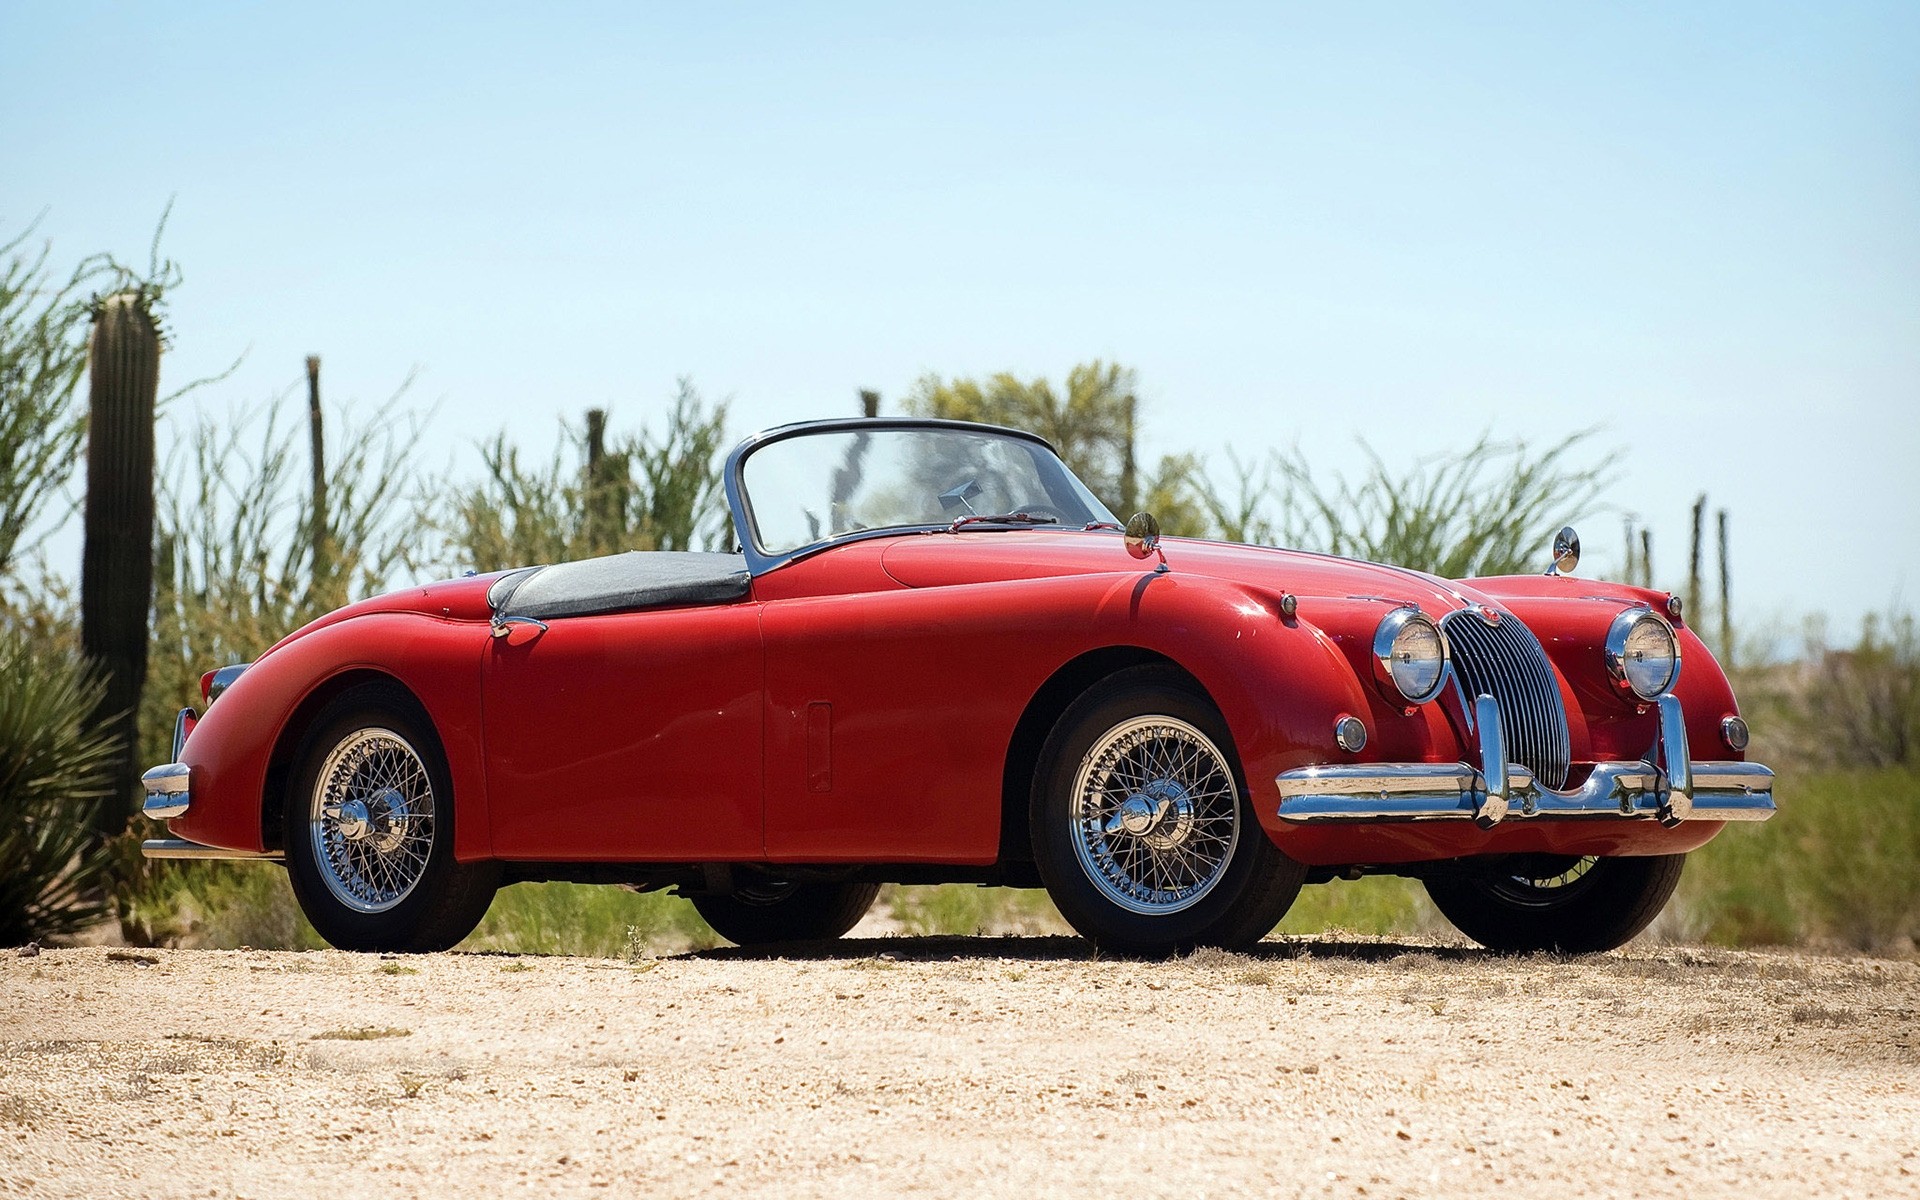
1721;715;1751;752
1334;715;1368;753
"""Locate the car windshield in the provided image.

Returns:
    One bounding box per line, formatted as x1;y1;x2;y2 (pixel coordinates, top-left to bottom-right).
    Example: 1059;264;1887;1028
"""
738;425;1118;556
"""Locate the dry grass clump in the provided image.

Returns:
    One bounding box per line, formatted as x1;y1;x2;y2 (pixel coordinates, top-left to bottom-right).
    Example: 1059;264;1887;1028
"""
1788;1003;1858;1027
312;1027;411;1042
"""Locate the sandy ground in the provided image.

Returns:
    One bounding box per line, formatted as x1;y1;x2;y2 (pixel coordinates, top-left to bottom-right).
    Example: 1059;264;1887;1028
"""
1;937;1915;1200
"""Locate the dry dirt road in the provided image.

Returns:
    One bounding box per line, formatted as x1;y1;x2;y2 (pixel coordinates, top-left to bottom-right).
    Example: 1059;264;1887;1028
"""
2;938;1916;1199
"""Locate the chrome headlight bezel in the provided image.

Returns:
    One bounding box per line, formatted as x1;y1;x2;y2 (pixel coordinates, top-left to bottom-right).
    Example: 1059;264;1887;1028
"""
1604;608;1681;700
1372;607;1451;705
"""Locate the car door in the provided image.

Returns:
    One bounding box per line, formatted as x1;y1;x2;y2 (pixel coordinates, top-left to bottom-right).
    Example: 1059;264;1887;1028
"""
480;604;764;862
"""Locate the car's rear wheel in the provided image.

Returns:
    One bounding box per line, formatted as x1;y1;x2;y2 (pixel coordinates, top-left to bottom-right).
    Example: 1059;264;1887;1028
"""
1423;852;1685;953
284;682;498;952
692;879;880;946
1030;665;1306;956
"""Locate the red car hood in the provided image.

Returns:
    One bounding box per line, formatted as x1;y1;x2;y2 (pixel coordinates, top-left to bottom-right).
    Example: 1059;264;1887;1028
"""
258;572;506;660
881;531;1492;615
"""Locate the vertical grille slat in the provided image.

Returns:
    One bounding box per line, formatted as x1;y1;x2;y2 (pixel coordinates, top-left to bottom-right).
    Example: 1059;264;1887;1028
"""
1441;608;1571;790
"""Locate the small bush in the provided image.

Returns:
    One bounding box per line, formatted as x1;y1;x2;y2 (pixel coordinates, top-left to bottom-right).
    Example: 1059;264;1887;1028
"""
117;860;325;950
885;885;1068;937
1276;876;1447;939
459;881;720;957
0;635;121;944
430;381;732;573
1199;430;1616;576
1676;767;1920;953
1792;610;1919;770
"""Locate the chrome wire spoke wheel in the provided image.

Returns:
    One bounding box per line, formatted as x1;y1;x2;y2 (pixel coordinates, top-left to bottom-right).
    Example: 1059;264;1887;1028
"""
308;728;436;914
1068;715;1241;916
1488;855;1600;908
732;880;798;908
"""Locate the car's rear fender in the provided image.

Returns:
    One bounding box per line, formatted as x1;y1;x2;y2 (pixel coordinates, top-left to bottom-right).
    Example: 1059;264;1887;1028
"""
167;612;492;860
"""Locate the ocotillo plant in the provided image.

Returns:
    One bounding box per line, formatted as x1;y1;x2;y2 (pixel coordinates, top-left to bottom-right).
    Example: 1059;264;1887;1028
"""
305;354;336;609
1718;509;1732;667
80;289;161;839
1688;494;1706;622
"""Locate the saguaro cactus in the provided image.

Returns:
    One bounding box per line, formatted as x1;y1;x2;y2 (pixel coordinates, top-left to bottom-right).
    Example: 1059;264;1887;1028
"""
80;289;161;839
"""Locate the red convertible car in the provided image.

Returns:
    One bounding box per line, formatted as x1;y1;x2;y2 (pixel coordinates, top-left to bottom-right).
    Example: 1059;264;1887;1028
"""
142;418;1774;955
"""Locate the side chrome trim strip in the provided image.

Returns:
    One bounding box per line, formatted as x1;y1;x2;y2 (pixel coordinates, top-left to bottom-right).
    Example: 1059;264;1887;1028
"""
141;838;284;862
1276;691;1774;828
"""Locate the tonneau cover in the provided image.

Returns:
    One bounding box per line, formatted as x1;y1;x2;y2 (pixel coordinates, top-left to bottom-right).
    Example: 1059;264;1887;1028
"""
487;551;750;620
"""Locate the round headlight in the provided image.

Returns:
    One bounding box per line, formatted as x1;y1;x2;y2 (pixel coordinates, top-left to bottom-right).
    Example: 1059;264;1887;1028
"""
1605;609;1680;699
1373;608;1449;704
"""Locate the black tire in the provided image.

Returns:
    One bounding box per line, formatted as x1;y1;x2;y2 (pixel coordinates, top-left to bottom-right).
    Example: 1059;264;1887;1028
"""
1424;853;1686;954
692;879;881;946
283;682;498;953
1030;665;1306;956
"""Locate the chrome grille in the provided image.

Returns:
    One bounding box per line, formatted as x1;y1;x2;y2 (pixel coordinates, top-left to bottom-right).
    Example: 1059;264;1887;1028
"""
1441;609;1572;790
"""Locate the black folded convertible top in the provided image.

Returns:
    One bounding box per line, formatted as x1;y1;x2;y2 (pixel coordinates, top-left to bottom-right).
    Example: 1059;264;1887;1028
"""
487;551;751;621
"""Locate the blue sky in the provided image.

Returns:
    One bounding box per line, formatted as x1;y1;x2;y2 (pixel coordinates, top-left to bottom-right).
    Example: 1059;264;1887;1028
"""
3;2;1915;635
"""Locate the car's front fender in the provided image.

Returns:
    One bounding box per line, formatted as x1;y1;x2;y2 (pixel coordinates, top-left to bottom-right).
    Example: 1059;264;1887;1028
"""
166;612;492;860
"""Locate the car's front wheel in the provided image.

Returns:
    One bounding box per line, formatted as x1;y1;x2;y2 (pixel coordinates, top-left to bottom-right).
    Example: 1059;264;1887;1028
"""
283;682;498;952
1423;853;1685;953
1030;666;1306;956
692;879;881;946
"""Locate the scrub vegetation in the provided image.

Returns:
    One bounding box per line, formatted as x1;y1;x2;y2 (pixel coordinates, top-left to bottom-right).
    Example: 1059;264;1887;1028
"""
0;222;1914;956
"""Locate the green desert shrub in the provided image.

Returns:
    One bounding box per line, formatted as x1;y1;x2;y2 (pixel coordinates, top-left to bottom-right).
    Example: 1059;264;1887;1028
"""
1200;430;1617;576
434;380;731;574
459;882;721;957
0;635;121;943
903;362;1211;533
1675;767;1919;953
1276;876;1447;940
885;885;1069;937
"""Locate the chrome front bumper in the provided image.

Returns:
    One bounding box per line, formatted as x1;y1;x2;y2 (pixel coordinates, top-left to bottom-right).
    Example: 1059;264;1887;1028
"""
141;762;192;820
1276;694;1774;829
139;703;284;861
140;708;198;821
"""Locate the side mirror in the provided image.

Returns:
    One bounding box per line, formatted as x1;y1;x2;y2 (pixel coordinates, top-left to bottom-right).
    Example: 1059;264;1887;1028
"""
1123;511;1161;560
1547;526;1580;576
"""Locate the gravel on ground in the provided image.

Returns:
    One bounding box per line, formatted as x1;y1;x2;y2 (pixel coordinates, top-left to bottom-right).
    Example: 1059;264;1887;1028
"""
2;938;1916;1199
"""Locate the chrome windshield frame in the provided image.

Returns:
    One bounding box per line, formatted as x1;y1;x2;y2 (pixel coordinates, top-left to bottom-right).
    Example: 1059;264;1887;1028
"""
722;417;1084;576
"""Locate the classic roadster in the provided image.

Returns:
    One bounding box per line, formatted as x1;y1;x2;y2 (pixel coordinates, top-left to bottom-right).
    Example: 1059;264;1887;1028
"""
142;417;1774;955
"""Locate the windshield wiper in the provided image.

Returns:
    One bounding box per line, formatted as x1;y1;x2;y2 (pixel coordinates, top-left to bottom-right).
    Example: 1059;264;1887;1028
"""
948;511;1060;533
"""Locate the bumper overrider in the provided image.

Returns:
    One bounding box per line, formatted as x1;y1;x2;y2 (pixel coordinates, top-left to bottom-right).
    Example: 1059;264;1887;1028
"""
1276;694;1774;829
139;705;283;862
